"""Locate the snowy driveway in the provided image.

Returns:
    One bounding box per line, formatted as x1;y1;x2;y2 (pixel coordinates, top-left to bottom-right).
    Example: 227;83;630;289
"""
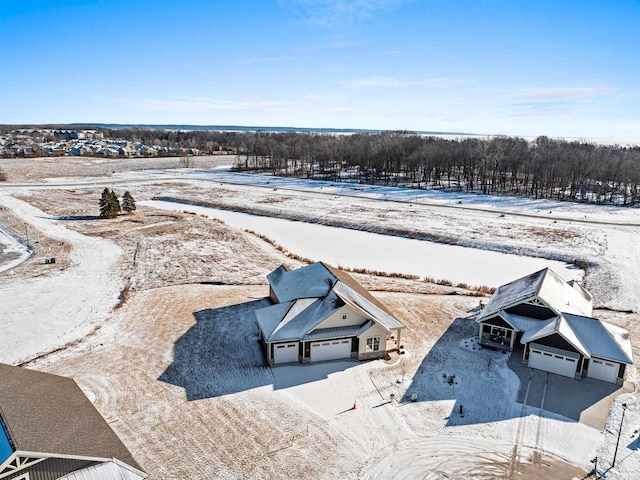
272;360;385;419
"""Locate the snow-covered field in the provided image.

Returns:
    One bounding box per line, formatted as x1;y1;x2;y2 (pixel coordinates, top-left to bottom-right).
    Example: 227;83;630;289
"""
0;161;639;479
140;199;581;288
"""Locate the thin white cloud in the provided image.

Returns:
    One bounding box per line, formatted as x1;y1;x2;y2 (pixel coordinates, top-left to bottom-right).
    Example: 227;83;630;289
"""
344;76;404;88
342;76;466;88
516;86;611;100
288;0;404;29
135;97;286;111
325;107;355;113
508;102;575;117
234;55;291;65
506;85;612;117
302;92;346;102
294;40;354;52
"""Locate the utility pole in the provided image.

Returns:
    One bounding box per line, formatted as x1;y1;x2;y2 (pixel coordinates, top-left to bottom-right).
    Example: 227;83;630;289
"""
612;403;628;468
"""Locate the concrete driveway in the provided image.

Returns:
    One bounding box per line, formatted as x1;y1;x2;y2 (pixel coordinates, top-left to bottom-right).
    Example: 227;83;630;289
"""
508;354;634;429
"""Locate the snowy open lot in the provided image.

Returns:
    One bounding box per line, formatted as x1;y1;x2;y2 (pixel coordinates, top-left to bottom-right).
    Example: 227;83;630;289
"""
0;159;639;479
140;199;580;288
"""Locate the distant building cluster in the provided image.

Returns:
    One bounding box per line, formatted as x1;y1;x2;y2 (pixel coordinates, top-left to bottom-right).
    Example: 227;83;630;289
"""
0;128;201;158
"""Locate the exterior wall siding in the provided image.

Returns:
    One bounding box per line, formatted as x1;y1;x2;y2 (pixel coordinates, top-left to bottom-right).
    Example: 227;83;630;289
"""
4;457;93;480
357;323;388;358
316;306;368;330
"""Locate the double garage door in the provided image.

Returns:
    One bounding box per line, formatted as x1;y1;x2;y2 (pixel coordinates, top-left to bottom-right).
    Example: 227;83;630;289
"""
529;346;578;379
587;359;619;383
310;339;351;362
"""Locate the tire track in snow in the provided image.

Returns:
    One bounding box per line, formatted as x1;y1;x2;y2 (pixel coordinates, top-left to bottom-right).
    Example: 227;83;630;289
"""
533;373;549;465
511;369;534;474
361;435;527;479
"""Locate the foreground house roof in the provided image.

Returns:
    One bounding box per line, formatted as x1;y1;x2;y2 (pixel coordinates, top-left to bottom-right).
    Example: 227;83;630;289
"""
0;363;145;478
56;460;144;480
477;267;593;321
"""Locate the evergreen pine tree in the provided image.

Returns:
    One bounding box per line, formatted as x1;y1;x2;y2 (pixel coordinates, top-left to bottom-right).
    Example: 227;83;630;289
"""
121;191;136;214
99;188;112;218
108;189;121;218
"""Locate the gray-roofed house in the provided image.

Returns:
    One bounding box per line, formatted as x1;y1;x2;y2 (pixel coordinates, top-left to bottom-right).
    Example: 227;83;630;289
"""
0;363;146;480
476;268;632;384
256;262;405;365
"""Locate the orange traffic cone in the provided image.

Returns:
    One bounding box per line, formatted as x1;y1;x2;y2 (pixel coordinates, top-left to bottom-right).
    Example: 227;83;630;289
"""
353;400;357;410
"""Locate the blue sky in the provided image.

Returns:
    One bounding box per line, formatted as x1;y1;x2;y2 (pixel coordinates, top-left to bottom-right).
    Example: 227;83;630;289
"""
1;0;638;141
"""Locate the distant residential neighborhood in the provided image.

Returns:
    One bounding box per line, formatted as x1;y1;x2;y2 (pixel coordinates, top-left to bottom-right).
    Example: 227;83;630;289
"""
0;128;202;158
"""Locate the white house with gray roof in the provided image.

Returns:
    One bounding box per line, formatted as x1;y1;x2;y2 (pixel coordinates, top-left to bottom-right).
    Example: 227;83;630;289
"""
256;262;405;365
476;268;632;384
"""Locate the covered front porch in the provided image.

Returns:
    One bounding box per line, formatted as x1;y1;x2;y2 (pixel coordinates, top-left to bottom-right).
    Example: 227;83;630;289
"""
478;323;516;350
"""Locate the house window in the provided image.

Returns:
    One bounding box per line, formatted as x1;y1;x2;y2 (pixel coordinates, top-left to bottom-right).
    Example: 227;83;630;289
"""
366;337;381;352
342;315;347;320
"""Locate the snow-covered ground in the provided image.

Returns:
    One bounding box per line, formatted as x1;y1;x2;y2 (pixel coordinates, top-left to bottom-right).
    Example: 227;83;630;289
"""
133;168;639;312
147;168;640;225
1;165;639;478
141;199;580;288
272;346;601;478
0;225;30;273
0;194;123;364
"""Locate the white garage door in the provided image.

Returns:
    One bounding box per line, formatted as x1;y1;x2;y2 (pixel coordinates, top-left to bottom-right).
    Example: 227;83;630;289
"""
588;359;619;383
529;348;577;378
310;339;351;362
273;342;299;364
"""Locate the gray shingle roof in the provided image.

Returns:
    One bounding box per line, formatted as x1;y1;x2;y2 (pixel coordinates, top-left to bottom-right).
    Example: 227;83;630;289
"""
267;263;335;303
0;364;143;473
258;262;404;342
303;325;362;341
477;268;592;322
477;269;546;321
563;313;633;364
521;315;590;357
255;300;295;340
333;281;405;330
520;313;633;364
499;311;545;332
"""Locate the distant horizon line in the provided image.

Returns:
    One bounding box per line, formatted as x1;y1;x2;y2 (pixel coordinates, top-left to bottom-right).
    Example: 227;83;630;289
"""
2;123;638;146
26;122;485;137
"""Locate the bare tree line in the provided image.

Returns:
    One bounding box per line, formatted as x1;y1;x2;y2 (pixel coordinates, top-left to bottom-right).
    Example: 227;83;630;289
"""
232;131;640;206
4;125;640;205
